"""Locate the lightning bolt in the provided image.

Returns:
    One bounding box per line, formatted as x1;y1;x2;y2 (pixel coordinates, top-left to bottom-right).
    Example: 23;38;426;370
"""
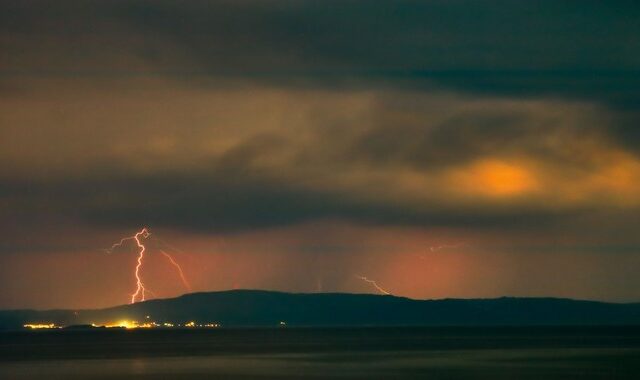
130;228;150;304
107;228;191;304
355;275;391;295
104;234;137;254
160;250;192;291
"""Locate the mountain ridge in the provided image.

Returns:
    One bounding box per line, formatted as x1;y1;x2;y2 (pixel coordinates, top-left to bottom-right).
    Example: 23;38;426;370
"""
2;290;640;329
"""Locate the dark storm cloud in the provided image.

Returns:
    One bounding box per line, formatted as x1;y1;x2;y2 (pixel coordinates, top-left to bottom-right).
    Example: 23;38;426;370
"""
2;0;640;244
349;106;559;169
121;0;640;107
0;173;580;238
2;1;639;98
1;81;639;241
2;0;639;152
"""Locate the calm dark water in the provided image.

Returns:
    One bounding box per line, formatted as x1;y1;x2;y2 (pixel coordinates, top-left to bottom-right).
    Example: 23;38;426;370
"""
1;327;640;379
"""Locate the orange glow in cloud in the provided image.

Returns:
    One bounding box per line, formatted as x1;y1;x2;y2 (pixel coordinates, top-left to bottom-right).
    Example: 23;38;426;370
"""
589;152;640;204
450;159;539;198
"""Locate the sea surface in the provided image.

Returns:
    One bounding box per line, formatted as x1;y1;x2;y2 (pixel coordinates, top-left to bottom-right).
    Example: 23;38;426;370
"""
1;326;640;379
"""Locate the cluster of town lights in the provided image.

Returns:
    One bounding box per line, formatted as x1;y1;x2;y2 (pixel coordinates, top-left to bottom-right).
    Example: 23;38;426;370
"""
23;323;61;329
102;320;221;329
24;319;221;330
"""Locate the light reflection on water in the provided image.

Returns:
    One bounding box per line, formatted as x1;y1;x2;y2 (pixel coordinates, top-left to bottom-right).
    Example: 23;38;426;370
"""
1;349;638;380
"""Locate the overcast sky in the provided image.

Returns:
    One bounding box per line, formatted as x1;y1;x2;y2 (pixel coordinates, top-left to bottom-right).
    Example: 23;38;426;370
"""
2;1;640;309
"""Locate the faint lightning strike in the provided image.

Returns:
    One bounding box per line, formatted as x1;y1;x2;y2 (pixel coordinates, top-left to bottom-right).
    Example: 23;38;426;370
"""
104;236;135;254
412;242;468;260
429;242;466;252
356;275;391;295
160;250;192;291
151;235;186;255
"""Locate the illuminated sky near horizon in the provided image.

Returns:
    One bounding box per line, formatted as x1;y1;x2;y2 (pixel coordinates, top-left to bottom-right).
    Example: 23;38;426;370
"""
2;1;640;309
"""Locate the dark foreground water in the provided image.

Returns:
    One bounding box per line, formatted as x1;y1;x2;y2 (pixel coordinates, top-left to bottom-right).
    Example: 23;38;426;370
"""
2;327;640;379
